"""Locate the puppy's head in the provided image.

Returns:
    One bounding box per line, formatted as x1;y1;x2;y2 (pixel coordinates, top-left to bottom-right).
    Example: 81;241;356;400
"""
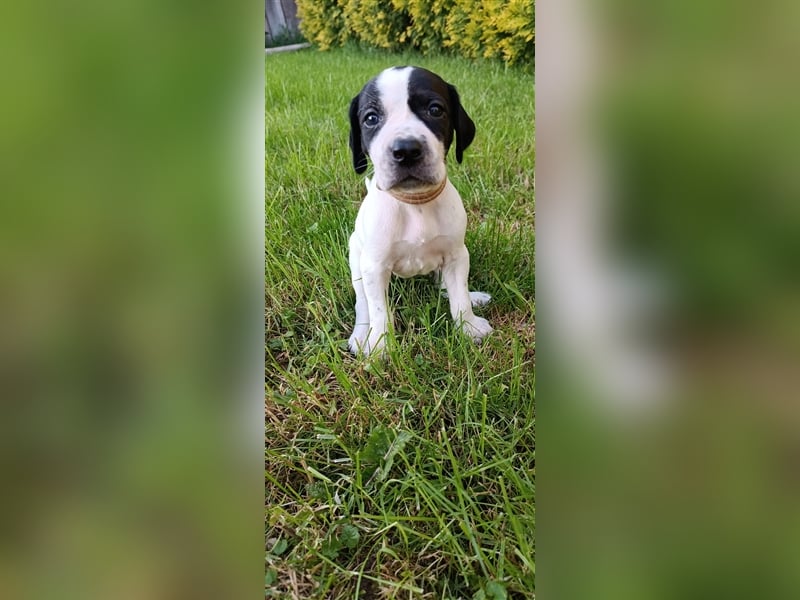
348;66;476;194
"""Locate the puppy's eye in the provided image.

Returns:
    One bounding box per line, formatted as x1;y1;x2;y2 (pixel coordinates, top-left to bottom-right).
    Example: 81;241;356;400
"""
428;104;445;118
363;112;380;127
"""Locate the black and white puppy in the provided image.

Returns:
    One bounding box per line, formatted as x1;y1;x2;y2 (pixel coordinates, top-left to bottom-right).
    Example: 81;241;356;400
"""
347;66;492;356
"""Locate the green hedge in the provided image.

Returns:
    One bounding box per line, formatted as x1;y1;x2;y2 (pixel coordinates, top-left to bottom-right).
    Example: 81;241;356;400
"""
296;0;534;68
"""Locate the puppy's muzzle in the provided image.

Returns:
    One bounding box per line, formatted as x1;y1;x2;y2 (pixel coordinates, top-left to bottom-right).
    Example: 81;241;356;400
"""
391;138;424;166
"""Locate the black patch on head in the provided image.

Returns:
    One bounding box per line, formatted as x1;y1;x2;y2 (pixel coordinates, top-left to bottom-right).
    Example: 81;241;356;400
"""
408;67;476;163
348;78;384;174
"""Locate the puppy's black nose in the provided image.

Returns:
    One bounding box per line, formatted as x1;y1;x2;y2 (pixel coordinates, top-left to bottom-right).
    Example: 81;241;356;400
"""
391;138;423;164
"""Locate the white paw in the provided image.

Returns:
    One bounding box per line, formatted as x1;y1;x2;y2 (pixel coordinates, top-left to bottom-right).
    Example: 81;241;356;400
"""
441;290;492;308
348;327;387;357
365;332;387;356
469;291;492;307
460;315;493;342
348;324;369;355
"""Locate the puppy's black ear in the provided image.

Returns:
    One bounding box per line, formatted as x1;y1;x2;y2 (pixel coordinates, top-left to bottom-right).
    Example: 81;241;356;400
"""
349;95;368;174
448;84;476;163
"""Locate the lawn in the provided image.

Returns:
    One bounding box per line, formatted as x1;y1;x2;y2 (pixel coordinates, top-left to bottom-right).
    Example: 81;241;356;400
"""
265;45;534;599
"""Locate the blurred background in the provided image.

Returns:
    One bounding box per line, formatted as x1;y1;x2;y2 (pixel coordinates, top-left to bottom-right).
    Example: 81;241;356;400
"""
538;0;800;597
0;1;261;597
5;0;800;596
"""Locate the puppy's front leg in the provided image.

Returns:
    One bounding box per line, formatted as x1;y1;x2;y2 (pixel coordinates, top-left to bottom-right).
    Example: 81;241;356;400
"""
348;234;370;354
354;256;391;356
443;246;493;342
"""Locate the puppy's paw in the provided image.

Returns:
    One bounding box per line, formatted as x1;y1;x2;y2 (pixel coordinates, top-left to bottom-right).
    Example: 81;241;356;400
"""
441;290;492;308
348;327;387;357
469;291;492;307
348;324;369;355
365;332;387;357
460;315;493;343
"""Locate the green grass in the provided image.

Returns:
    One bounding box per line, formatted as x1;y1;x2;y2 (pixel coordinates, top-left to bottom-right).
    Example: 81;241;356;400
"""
265;46;534;599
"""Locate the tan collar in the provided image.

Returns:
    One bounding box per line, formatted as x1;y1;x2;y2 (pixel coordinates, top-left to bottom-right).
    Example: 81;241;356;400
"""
384;178;447;205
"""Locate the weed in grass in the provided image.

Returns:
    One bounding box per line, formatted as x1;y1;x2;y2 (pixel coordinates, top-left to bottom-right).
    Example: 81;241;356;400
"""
266;46;534;599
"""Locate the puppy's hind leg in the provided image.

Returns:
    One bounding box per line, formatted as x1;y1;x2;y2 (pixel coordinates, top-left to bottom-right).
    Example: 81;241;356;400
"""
439;274;492;308
468;290;492;307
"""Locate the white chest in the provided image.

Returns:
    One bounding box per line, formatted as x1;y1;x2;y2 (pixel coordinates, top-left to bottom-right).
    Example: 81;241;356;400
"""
390;235;454;277
354;182;468;278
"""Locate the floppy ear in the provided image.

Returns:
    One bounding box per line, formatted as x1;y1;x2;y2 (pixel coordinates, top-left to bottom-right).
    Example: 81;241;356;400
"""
447;84;476;163
348;95;368;174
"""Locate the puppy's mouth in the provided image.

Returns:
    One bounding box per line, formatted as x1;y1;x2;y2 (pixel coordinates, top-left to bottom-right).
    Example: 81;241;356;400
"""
393;175;433;190
380;177;447;205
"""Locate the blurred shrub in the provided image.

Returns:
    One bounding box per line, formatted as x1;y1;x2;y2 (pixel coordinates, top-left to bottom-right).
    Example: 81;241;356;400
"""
295;0;350;50
444;0;535;66
392;0;450;54
342;0;411;52
296;0;535;67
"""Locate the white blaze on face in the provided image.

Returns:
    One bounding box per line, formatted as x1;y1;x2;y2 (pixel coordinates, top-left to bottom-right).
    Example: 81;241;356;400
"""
370;67;447;191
